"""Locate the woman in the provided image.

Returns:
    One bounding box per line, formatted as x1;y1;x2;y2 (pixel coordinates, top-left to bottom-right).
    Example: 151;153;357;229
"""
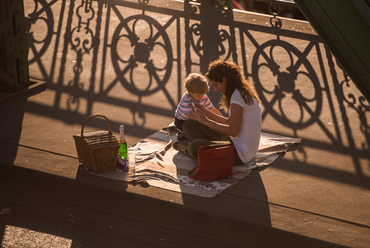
179;60;261;165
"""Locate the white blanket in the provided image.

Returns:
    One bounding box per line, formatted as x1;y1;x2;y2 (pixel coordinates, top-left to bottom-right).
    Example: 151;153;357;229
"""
87;125;301;197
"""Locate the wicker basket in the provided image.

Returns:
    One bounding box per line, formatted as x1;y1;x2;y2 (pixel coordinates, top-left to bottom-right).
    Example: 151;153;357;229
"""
73;115;120;173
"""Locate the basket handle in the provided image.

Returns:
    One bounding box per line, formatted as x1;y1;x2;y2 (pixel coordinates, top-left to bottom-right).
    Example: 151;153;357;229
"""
80;115;113;137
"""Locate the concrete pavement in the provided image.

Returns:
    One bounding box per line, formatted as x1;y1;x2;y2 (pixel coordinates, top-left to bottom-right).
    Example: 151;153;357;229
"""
1;0;370;247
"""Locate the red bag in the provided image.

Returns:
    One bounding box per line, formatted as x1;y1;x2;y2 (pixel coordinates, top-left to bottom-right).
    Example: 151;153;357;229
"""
188;144;236;181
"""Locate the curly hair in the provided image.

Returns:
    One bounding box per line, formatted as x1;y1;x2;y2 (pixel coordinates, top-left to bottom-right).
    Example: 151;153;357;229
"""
184;73;209;94
205;60;260;109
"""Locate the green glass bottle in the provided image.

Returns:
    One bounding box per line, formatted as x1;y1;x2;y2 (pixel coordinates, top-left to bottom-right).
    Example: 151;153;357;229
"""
119;125;127;159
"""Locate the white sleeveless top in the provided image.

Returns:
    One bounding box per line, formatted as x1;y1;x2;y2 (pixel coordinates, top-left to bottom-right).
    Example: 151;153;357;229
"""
229;89;261;164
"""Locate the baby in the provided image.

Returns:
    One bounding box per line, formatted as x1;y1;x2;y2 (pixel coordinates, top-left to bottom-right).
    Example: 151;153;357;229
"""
174;73;221;141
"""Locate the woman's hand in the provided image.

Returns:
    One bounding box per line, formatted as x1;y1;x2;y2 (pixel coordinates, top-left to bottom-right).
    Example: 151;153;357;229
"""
193;105;208;124
193;102;206;111
194;103;243;137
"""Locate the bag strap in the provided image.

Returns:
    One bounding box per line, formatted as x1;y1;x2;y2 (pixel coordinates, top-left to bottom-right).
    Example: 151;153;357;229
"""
198;143;233;151
187;165;199;180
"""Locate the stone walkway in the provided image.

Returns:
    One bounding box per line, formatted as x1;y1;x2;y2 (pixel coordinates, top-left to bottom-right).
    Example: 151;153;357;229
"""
1;0;369;247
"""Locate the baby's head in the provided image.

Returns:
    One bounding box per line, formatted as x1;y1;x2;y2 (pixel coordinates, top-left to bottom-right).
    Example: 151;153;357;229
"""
185;73;209;102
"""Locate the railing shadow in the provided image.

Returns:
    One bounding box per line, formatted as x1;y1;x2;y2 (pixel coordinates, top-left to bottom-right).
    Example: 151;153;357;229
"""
16;0;370;233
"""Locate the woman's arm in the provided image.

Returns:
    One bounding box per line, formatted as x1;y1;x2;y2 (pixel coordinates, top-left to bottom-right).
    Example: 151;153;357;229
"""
210;106;222;116
188;104;218;121
197;105;229;125
196;103;243;137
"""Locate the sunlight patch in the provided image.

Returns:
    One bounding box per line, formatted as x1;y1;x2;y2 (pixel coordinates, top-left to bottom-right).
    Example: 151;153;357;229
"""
1;225;72;248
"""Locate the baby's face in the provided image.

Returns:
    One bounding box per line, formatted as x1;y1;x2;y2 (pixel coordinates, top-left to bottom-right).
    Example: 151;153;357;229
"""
189;92;204;102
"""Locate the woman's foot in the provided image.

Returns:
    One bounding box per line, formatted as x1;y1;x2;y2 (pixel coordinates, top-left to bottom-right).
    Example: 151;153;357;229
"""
177;131;187;141
173;140;190;154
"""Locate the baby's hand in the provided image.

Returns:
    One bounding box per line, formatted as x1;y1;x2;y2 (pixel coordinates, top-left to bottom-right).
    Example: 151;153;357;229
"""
190;102;196;113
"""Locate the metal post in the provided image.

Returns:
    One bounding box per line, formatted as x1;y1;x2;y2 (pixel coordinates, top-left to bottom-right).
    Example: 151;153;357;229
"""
0;0;30;92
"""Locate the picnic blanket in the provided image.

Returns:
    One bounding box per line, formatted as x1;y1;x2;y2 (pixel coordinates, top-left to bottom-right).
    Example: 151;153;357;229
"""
86;124;301;197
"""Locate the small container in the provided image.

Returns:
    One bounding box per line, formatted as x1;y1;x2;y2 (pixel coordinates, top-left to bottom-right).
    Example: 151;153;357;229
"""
128;152;136;171
117;156;129;172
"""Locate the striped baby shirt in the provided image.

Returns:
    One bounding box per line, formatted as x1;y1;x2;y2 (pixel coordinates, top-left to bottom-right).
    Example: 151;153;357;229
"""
175;92;215;120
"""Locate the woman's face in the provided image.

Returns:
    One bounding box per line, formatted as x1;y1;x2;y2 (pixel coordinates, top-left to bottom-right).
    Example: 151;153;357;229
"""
209;78;227;95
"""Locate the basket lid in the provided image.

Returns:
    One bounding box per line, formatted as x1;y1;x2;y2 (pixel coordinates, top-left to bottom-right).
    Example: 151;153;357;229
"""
77;131;120;149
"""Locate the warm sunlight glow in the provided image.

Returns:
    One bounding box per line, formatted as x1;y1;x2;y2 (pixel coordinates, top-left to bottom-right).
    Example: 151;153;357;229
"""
1;225;72;248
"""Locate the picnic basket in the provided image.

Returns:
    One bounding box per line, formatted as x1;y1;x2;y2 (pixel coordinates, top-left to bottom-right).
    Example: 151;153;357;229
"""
73;115;119;173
